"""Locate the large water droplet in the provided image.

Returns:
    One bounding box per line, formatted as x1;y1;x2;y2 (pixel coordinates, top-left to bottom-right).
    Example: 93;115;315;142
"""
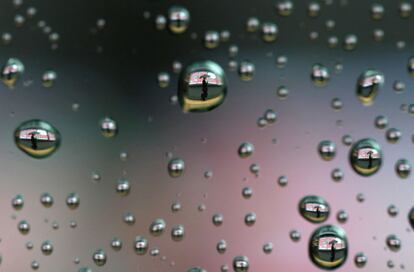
299;195;330;223
356;70;384;105
40;240;53;255
238;142;254;158
149;218;166;236
66;193;80;209
15;119;61;159
18;220;30;234
354;252;367;267
386;234;401;252
395;159;411;179
350;138;382;176
178;61;227;112
261;22;278;42
171;224;185;241
233;255;249;272
318;140;336;161
238;61;255;81
92;249;107;266
311;64;330;86
309;225;348;270
12;194;24;210
42;70;57;87
168;6;190;34
168;158;185;177
1;58;24;87
99;117;117;138
134;236;148;255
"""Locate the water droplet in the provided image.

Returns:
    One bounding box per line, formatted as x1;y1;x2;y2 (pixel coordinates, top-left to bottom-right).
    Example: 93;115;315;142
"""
386;128;401;143
278;175;288;187
331;98;343;111
116;179;131;195
356;70;384;105
371;3;385;20
354;252;367;267
276;55;288;68
244;212;256;226
373;28;385;42
134;236;148;255
40;192;54;207
342;134;353;146
168;6;190;34
12;194;24;210
263;109;277;123
155;15;166;30
263;242;273;254
238;61;255;81
92;249;107;266
2;32;12;44
15;119;61;158
157;72;170;88
40;240;53;255
246;17;260;32
299;195;330;223
42;70;57;87
217;239;227;254
171;225;185;241
168;158;185;177
327;36;338;48
149;218;166;236
318;140;336;161
350;138;382;176
204;30;220;49
343;34;358;50
178;61;227;112
400;2;412;18
171;202;182;212
26;241;34;250
309;225;348;269
233;256;249;272
99;117;117;138
276;85;289;99
308;2;321;17
212;213;224;226
386;234;401;252
238;142;254;158
290;229;301;241
388;204;399;217
249;163;260;176
242;187;253;199
331;168;344;182
66;193;80;209
31;260;39;270
395;159;411;178
311;64;330;86
18;220;30;234
261;22;278;42
337;210;348;223
356;193;365;203
111;237;122;251
374;115;388;129
123;212;135;225
78;268;92;272
276;0;294;16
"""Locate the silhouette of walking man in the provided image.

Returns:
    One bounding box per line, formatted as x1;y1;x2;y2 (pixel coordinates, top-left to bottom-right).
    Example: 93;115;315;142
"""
329;239;338;262
367;150;373;169
30;133;38;150
200;75;209;101
315;205;321;218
